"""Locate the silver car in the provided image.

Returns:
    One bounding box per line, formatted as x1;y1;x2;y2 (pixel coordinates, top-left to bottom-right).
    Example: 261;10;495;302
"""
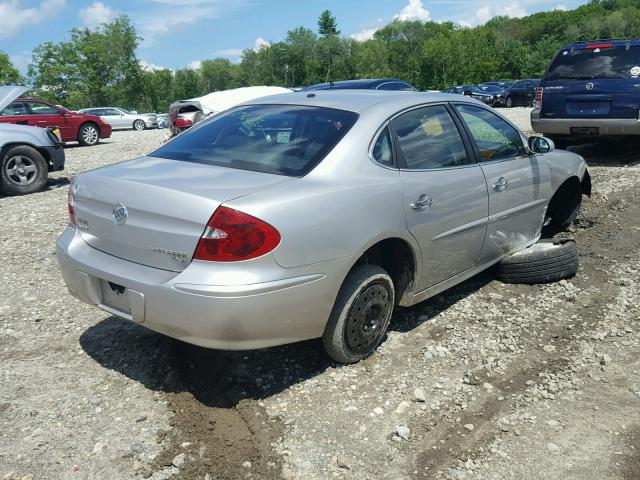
77;107;157;131
57;91;590;363
0;86;65;195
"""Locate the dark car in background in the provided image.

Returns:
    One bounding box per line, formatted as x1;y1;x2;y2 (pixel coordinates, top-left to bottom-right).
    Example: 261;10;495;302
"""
442;85;499;106
303;78;417;91
0;97;112;146
501;79;540;107
532;40;640;147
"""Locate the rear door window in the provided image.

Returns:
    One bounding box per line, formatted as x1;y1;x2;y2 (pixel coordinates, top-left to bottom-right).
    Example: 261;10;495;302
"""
151;105;358;177
1;101;28;116
391;105;471;170
546;45;640;80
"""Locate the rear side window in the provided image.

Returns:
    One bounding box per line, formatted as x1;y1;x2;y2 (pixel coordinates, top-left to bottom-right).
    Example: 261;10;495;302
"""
392;105;470;170
546;45;640;80
151;105;358;177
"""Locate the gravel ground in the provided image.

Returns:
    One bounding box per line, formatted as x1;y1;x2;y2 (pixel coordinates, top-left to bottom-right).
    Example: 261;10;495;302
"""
1;111;639;480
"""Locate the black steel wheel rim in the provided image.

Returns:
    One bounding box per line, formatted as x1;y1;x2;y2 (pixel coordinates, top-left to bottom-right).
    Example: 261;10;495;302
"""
345;282;391;355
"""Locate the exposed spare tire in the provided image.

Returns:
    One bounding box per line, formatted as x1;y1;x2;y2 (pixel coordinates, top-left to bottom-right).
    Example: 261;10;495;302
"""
496;239;578;284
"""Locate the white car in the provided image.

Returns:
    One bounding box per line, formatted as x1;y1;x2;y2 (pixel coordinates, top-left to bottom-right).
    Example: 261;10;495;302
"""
77;107;157;131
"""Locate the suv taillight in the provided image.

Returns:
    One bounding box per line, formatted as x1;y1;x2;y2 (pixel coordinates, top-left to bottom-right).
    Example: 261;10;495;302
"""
193;206;281;262
68;182;76;225
534;87;543;108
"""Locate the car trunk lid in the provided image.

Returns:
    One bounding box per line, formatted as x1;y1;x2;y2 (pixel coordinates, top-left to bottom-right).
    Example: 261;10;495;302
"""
73;156;294;271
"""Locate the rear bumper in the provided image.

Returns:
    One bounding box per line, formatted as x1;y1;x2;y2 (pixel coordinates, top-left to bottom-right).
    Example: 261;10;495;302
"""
56;226;350;350
531;109;640;135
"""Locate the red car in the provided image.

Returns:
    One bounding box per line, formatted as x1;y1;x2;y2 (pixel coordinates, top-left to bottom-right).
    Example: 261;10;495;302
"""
0;97;112;146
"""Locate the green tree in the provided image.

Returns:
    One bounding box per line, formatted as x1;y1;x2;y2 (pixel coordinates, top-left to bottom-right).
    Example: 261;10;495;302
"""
29;15;143;110
0;52;21;85
318;10;340;37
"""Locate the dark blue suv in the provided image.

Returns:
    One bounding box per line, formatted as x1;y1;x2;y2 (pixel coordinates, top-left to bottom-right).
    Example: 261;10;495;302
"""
532;40;640;146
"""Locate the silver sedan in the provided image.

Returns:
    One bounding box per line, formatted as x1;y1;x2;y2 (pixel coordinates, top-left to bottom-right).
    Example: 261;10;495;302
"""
77;107;157;131
57;91;590;363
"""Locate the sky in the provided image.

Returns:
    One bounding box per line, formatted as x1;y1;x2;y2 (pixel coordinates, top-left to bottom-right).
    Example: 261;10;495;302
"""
1;0;585;73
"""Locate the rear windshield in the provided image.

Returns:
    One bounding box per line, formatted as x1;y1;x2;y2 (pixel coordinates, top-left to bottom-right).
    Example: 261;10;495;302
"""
546;45;640;80
151;105;358;176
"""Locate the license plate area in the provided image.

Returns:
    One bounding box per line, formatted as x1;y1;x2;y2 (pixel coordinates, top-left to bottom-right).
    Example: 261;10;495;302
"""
570;126;600;136
100;279;132;314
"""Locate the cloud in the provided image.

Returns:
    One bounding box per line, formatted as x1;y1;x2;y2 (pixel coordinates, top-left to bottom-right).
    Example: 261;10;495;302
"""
554;4;568;11
136;0;247;46
394;0;431;22
254;37;270;50
457;1;527;26
0;0;65;39
188;60;202;70
350;18;385;42
79;1;116;29
139;59;172;72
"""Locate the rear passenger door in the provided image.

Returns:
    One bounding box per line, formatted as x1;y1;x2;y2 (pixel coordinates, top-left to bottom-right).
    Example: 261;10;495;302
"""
391;104;489;290
453;103;552;262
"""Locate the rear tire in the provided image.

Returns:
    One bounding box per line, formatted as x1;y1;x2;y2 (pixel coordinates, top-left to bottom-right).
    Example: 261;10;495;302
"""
322;265;395;364
496;239;578;284
78;123;100;146
1;145;48;195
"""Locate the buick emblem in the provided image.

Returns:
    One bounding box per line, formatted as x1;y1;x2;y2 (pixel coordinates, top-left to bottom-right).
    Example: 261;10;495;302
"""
585;82;594;90
112;202;128;226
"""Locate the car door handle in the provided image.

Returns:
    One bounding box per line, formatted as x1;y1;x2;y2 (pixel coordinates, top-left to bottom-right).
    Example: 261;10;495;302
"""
410;195;433;210
493;177;509;191
37;120;47;123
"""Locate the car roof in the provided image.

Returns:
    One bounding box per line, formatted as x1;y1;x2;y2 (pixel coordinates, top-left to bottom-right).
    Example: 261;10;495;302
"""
303;78;413;91
565;39;640;49
243;90;469;113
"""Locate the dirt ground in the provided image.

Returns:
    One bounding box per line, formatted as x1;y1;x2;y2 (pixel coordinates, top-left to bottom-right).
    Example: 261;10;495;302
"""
1;109;639;480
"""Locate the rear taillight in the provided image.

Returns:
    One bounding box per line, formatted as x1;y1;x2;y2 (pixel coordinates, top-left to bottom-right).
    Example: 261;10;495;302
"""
193;206;281;262
534;87;543;108
174;116;193;128
67;182;76;225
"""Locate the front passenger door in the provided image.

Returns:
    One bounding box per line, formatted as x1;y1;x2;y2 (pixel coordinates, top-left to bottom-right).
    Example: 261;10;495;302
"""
453;104;551;262
392;104;489;290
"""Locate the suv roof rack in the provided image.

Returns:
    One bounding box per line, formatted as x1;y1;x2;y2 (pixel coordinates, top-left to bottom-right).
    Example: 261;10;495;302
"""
573;38;638;44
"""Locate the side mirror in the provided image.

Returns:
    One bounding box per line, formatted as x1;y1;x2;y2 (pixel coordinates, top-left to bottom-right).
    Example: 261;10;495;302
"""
462;91;472;96
529;136;554;154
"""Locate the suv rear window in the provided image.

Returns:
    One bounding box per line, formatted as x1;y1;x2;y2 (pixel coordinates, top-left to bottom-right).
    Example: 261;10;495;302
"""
546;45;640;80
151;105;358;177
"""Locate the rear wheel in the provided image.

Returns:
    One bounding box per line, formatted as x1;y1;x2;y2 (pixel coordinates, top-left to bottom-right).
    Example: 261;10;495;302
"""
1;145;48;195
496;239;578;284
133;119;146;131
322;265;395;364
78;123;100;146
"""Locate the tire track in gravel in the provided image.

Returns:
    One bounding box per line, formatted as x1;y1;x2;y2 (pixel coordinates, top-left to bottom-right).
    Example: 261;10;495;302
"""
414;179;640;478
